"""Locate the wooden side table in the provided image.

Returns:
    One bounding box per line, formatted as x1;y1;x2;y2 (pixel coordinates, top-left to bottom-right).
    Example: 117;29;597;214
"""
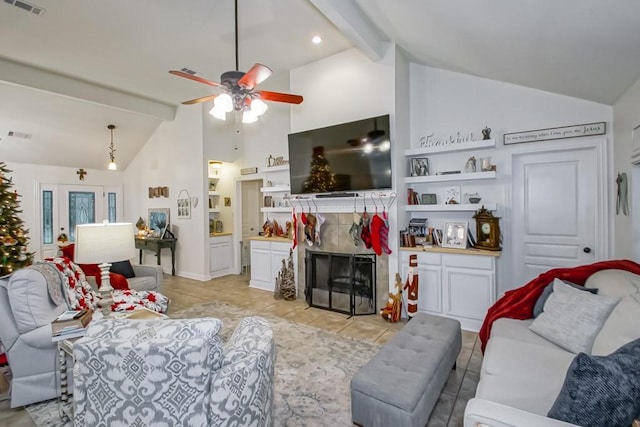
134;237;177;276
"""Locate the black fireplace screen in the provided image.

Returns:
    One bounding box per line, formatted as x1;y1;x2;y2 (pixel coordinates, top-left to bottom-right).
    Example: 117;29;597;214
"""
305;250;376;316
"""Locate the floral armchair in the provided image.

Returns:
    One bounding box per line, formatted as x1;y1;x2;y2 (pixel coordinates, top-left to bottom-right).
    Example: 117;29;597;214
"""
73;316;275;426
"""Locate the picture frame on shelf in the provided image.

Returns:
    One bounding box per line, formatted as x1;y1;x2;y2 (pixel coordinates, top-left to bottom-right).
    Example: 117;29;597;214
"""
442;221;468;249
148;208;170;238
421;193;437;205
411;158;429;176
263;196;273;208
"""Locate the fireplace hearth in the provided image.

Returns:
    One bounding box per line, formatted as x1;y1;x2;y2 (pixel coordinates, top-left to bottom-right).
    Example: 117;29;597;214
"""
305;250;376;316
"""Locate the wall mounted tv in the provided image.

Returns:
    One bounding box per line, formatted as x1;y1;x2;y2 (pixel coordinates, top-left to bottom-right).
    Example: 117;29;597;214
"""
288;114;392;195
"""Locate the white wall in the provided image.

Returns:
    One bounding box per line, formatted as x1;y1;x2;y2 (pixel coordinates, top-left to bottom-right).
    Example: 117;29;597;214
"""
5;162;123;261
612;77;640;260
410;64;613;294
124;105;208;280
290;45;400;290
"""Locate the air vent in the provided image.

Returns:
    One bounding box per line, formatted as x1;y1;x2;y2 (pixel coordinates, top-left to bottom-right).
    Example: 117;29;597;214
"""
180;67;199;76
4;0;46;15
8;131;32;140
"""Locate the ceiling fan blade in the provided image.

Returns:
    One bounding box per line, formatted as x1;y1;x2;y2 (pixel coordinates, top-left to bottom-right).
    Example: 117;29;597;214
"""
169;70;221;87
256;90;303;104
238;63;272;90
182;94;217;105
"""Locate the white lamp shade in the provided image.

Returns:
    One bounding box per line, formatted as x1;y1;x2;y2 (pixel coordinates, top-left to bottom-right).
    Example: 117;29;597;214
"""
214;93;233;112
74;222;135;264
250;99;268;116
108;161;117;170
209;105;227;120
242;110;258;124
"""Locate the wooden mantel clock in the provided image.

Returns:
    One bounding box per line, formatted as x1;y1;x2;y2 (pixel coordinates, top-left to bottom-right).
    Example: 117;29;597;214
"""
473;206;501;251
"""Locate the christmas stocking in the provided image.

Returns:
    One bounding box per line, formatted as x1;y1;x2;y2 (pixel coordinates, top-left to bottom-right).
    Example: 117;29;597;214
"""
305;213;316;246
370;213;384;256
348;212;361;246
360;211;372;249
292;208;298;249
314;213;325;246
381;211;392;255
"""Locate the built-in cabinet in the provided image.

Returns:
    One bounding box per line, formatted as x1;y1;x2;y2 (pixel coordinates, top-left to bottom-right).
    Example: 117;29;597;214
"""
400;248;498;331
210;234;233;278
249;237;296;293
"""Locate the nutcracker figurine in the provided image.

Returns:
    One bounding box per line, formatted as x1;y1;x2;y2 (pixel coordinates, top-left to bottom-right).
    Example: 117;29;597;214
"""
404;254;419;320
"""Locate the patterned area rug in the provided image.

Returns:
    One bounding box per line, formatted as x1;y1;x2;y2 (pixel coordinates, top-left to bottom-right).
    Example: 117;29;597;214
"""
26;301;381;426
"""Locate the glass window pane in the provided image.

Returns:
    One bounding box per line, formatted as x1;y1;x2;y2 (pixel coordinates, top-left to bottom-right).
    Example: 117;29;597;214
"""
42;190;53;244
108;192;116;223
68;192;95;242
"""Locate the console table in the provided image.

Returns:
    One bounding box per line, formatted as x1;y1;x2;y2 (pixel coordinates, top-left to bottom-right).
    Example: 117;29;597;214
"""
134;237;177;276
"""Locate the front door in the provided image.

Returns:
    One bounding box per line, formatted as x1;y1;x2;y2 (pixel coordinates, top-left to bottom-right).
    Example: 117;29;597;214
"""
511;143;605;286
40;184;111;259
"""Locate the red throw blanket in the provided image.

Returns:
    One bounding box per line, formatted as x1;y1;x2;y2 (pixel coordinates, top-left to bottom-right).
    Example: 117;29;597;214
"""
479;259;640;353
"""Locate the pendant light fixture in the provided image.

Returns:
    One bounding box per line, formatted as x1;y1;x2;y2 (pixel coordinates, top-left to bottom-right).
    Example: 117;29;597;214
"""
107;124;117;171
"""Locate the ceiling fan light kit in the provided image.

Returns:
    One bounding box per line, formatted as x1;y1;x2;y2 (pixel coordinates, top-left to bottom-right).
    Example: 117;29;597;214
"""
170;0;302;124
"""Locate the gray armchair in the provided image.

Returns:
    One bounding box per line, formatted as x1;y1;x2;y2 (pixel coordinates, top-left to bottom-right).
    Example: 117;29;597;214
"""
73;316;275;426
129;264;164;292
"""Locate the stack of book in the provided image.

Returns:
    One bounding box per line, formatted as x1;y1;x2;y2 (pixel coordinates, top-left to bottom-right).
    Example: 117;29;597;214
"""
51;309;93;342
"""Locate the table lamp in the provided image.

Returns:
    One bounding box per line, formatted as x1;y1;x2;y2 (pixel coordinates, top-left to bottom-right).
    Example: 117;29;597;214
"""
75;222;135;315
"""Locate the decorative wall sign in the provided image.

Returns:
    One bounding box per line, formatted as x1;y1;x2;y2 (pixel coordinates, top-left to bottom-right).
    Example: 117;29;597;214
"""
241;167;258;175
504;122;606;145
148;186;169;198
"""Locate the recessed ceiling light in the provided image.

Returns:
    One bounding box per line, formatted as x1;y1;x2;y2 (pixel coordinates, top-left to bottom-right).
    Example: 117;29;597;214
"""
312;35;322;44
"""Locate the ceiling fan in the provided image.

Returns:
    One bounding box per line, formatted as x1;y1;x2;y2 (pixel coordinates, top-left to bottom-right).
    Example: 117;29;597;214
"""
169;0;303;123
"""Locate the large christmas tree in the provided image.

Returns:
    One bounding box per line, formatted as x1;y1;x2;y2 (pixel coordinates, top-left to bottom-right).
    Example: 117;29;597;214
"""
0;162;33;276
302;146;336;193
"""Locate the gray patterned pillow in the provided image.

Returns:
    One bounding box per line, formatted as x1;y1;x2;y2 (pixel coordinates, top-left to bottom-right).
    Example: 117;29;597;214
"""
529;278;619;353
548;338;640;426
533;279;598;317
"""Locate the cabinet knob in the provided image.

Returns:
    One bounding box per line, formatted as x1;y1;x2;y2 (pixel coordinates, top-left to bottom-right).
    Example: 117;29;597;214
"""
583;247;591;254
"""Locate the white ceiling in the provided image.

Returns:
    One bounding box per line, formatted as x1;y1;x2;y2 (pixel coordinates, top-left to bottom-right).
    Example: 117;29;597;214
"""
1;0;639;170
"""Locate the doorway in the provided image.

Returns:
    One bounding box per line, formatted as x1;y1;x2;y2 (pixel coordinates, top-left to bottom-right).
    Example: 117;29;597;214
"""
240;179;262;274
510;140;608;287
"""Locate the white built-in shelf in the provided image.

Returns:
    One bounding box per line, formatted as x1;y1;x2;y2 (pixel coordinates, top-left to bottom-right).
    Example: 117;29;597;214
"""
209;208;220;213
405;171;496;184
260;207;292;213
260;186;290;193
208;191;220;196
260;165;289;173
404;139;495;156
405;203;496;212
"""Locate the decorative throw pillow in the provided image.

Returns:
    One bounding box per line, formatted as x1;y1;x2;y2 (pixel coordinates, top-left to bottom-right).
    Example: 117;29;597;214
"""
110;260;136;278
533;279;598;317
591;293;640;356
529;279;619;353
59;243;75;260
548;337;640;427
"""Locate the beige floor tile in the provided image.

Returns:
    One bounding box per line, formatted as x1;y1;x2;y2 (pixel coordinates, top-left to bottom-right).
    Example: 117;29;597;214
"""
426;392;456;427
374;330;398;346
461;330;477;349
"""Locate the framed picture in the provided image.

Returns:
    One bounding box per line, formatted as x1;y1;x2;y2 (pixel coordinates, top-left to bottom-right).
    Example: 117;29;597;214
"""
421;193;437;205
263;196;273;208
224;197;231;207
177;197;191;219
442;221;468;249
411;158;429;176
148;208;170;237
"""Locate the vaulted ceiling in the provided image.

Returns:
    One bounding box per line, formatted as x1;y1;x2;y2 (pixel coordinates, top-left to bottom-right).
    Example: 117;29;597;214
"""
1;0;639;170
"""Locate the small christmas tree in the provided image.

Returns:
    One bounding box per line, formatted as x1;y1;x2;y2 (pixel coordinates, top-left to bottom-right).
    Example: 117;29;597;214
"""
0;162;34;276
280;249;296;301
302;146;336;193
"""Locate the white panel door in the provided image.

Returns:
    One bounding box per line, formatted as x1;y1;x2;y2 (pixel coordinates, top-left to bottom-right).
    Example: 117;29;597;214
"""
512;147;597;286
241;180;261;270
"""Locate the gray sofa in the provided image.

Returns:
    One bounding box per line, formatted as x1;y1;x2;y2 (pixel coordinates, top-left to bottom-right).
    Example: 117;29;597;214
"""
0;261;165;407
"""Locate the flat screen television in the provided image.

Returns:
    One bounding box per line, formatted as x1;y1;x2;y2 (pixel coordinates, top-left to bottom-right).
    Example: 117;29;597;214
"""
288;114;392;195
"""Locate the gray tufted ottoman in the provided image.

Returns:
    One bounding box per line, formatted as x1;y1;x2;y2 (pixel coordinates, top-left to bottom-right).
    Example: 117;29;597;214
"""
350;313;462;427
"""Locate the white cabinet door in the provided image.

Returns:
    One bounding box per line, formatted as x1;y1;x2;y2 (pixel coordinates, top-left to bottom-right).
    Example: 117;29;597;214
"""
210;240;232;273
400;252;443;315
444;267;494;322
271;243;290;281
251;248;271;284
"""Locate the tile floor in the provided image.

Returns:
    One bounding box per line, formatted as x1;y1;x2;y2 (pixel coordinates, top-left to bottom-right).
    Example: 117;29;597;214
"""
0;273;482;427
